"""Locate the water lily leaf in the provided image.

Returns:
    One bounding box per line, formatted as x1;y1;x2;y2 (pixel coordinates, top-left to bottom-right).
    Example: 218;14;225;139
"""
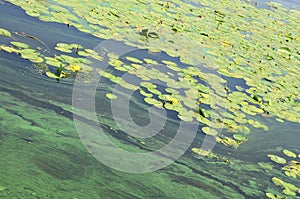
191;148;210;156
29;56;44;63
216;136;240;148
20;49;42;63
0;28;11;37
0;45;19;53
5;0;300;151
282;149;297;158
275;118;284;123
161;60;177;66
45;57;63;67
10;41;30;49
46;71;59;79
55;46;72;53
233;134;248;142
125;56;143;64
147;87;162;96
272;177;299;196
105;93;118;100
68;65;81;72
202;127;218;136
140;82;156;89
144;97;163;108
77;50;90;57
282;160;300;179
109;59;123;67
178;114;193;122
268;155;286;164
265;192;279;199
139;89;153;98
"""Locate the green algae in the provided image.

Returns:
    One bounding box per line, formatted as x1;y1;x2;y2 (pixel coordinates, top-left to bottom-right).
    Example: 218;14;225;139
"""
0;57;266;199
1;51;299;198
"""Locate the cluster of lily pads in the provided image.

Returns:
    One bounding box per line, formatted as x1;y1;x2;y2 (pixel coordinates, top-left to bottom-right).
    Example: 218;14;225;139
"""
1;0;299;150
259;149;300;198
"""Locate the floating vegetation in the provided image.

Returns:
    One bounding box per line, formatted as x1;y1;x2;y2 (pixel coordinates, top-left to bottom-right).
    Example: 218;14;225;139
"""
1;0;300;150
202;127;218;137
265;192;287;199
0;45;19;53
216;136;241;149
271;177;300;196
282;160;300;179
233;134;248;142
283;149;297;158
268;155;287;164
105;93;118;100
10;41;30;49
55;43;82;54
191;147;230;163
68;65;81;72
0;27;11;37
263;149;300;197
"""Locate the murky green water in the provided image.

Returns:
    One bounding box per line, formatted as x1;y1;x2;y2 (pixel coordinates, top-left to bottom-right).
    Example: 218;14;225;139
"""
0;1;299;198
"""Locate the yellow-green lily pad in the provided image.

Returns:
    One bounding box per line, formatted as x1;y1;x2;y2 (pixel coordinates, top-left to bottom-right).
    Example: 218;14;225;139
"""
0;27;11;37
282;149;297;158
202;127;218;136
11;41;30;49
105;93;118;100
268;155;286;164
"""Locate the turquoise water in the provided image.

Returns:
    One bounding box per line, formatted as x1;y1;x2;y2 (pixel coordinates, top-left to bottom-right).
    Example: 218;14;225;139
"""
0;1;299;198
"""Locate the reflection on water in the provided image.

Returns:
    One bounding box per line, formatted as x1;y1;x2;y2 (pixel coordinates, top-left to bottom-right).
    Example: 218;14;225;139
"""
0;1;299;198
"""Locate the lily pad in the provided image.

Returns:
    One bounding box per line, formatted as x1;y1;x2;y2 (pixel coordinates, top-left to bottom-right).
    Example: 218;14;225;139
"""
125;56;143;64
282;149;297;158
233;134;248;142
10;41;30;49
191;148;210;156
144;97;163;108
0;45;19;53
0;27;11;37
46;71;60;79
271;177;299;196
268;155;286;164
105;93;118;100
202;127;218;136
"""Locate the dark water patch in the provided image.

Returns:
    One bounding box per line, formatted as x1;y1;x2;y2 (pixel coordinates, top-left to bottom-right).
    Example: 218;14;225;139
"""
4;108;38;126
32;155;84;180
244;0;300;9
229;119;300;163
0;84;73;120
0;1;102;50
170;160;248;197
182;0;205;8
31;142;95;180
169;174;224;197
99;188;143;199
221;75;251;92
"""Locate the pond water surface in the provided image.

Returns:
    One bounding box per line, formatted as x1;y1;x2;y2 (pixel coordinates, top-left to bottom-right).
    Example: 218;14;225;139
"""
0;0;299;198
